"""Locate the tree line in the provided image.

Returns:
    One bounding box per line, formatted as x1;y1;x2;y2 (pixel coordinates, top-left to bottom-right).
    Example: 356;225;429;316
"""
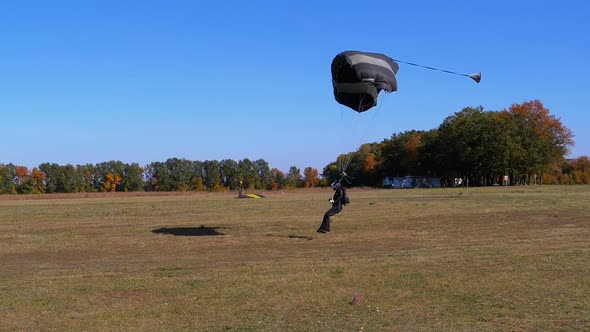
0;158;325;194
1;100;588;194
323;100;587;186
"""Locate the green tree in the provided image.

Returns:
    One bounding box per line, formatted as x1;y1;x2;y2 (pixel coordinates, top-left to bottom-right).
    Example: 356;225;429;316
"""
286;166;302;189
435;107;513;185
144;162;171;191
219;159;239;189
253;159;271;190
238;159;257;189
322;162;341;186
123;163;144;191
165;158;194;191
39;163;60;193
202;160;223;191
192;161;204;190
38;163;76;193
74;164;96;192
0;164;17;194
416;129;441;178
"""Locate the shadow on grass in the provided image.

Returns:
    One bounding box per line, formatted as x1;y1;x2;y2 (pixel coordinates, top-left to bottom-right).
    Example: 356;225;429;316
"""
152;225;228;236
266;234;313;240
288;235;313;240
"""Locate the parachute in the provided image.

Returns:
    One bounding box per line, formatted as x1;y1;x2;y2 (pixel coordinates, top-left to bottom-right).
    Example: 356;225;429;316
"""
331;51;399;113
331;50;481;113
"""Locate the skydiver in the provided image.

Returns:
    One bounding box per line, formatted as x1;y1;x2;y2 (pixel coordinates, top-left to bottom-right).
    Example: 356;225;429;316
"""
237;180;244;198
317;181;348;233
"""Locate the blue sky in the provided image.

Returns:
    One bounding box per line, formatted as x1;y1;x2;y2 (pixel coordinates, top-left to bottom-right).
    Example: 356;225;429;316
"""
2;1;589;173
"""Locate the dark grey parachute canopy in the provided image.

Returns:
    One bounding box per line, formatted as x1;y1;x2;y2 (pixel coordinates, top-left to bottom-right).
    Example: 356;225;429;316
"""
331;51;399;112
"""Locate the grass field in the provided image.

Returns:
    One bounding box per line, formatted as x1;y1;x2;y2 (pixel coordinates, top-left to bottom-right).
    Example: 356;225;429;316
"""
1;186;589;331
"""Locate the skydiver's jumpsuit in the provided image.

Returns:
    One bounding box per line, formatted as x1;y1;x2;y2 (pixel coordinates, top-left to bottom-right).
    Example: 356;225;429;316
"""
318;186;345;232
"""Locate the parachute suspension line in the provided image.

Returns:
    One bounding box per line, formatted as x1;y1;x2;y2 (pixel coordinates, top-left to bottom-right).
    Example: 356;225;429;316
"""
341;152;355;174
391;58;481;83
338;92;386;175
337;94;367;174
337;153;352;176
356;91;371;115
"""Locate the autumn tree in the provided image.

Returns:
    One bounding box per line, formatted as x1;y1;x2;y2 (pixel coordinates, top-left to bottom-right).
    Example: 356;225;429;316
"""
95;161;125;192
102;173;122;192
330;100;575;187
15;167;47;194
364;153;377;174
303;167;320;188
567;156;590;184
192;176;206;191
348;143;381;186
31;168;46;193
269;168;286;190
402;132;421;174
379;130;426;178
505;100;574;184
15;166;28;186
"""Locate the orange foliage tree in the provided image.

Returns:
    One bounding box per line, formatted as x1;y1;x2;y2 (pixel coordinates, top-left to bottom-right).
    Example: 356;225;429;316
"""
507;100;575;183
30;168;46;193
303;167;320;188
15;166;29;185
403;133;422;174
363;153;377;173
192;177;206;191
102;173;122;192
568;156;590;184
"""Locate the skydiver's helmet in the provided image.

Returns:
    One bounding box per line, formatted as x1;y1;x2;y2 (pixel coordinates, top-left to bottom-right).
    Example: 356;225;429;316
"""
331;182;341;190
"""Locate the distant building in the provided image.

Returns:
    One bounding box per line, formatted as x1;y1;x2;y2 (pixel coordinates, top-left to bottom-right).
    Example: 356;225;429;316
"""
383;176;441;189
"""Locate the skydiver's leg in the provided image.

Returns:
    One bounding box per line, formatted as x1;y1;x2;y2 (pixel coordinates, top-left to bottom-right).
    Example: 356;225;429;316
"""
318;204;341;233
318;209;332;232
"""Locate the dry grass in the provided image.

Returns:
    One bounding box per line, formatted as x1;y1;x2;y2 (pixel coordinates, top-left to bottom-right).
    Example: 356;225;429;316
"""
1;186;589;331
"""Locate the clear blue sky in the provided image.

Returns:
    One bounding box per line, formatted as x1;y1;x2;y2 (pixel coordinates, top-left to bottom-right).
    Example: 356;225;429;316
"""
2;1;589;173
